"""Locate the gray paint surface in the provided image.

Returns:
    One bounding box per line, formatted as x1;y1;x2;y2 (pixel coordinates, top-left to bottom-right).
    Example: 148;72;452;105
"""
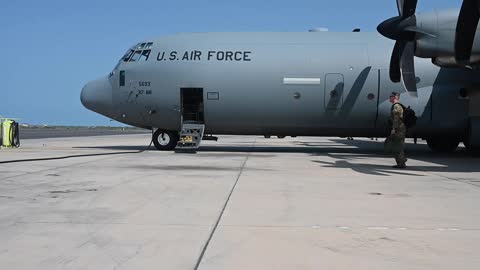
81;10;480;142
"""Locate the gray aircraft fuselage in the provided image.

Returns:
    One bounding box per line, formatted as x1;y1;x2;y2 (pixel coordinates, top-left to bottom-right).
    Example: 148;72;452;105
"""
81;30;480;139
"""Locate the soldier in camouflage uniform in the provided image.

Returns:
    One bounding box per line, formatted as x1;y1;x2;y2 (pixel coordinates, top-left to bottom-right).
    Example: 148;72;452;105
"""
389;92;407;168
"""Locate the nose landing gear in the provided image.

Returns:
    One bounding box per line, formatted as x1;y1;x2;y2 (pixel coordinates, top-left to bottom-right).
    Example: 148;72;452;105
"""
152;129;179;151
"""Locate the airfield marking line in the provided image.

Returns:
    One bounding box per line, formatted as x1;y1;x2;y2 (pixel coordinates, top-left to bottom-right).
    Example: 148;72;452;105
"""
214;225;479;231
193;138;256;270
367;227;390;230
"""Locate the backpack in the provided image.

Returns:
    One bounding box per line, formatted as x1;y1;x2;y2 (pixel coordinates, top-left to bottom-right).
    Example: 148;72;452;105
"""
392;103;417;129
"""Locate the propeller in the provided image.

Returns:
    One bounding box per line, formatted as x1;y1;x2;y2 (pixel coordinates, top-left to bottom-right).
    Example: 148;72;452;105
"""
377;0;419;96
455;0;480;64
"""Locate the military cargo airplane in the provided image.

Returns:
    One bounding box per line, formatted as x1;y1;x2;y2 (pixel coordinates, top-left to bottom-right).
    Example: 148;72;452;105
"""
81;0;480;154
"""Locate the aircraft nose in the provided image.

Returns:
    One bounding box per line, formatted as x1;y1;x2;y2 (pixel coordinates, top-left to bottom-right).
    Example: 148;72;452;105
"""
81;77;113;117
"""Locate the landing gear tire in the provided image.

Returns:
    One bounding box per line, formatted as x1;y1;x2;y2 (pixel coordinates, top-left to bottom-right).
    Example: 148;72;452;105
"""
426;137;460;153
152;129;179;151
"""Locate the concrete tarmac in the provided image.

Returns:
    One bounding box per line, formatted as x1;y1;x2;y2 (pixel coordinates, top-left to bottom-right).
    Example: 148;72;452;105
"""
1;134;479;270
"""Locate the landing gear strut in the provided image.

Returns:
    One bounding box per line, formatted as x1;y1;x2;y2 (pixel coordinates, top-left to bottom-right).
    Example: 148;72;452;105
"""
426;137;460;153
464;138;480;155
464;119;480;156
152;129;179;151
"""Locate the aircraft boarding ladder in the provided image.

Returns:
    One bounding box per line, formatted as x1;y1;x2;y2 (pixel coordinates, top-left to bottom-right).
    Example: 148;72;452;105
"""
175;123;205;153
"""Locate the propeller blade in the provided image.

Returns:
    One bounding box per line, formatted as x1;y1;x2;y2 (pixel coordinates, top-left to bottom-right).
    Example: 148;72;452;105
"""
396;0;403;16
383;0;419;96
390;41;418;95
400;42;418;95
390;41;404;83
455;0;480;62
397;0;418;18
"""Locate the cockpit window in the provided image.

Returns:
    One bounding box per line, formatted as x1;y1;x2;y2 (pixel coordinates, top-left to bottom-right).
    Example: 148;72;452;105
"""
139;50;151;61
129;50;142;62
119;70;125;87
123;50;135;62
119;42;153;63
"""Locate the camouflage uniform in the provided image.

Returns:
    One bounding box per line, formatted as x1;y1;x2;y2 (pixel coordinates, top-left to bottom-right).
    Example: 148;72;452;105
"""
391;102;407;167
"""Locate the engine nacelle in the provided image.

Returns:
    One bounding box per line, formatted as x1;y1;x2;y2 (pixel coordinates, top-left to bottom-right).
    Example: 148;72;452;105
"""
414;9;480;67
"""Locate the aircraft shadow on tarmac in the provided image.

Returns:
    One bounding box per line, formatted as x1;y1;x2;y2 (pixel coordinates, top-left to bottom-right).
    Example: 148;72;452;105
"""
74;138;480;176
307;139;480;176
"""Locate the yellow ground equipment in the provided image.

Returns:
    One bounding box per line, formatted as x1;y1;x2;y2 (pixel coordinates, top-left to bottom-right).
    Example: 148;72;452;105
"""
1;118;20;148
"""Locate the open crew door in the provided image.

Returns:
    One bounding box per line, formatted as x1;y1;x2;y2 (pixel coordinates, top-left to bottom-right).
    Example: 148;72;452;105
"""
181;88;204;123
176;88;205;153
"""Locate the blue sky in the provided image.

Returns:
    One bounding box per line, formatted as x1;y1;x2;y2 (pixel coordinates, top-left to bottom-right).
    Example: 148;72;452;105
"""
1;0;462;126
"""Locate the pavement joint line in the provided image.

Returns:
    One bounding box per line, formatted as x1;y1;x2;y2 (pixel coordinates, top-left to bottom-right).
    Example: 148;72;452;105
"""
417;169;480;189
193;138;256;270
